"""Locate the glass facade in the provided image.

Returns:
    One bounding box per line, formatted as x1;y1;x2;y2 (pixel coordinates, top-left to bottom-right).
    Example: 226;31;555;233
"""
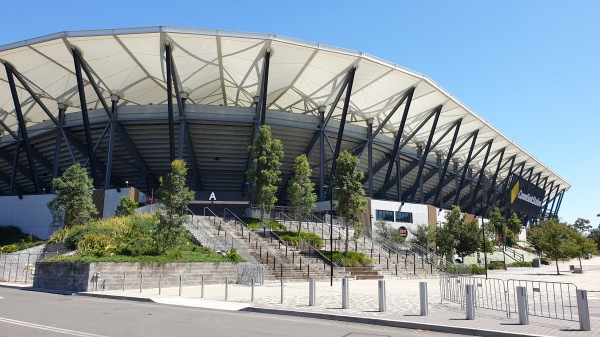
375;209;413;223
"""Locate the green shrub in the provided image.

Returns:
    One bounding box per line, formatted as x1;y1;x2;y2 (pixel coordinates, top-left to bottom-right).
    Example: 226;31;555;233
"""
63;224;117;250
540;258;551;265
487;261;505;270
226;248;244;262
511;261;532;267
0;226;42;246
242;217;285;231
273;231;324;246
321;250;373;267
77;233;116;257
441;264;473;275
470;265;486;275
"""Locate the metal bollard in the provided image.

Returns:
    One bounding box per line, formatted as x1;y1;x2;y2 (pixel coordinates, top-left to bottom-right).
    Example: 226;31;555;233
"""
465;284;475;320
420;282;428;316
309;278;316;306
159;274;162;295
140;273;143;293
201;275;204;298
225;277;228;300
516;286;528;325
123;273;126;291
577;289;591;331
179;275;182;296
280;279;284;304
251;278;255;302
378;280;386;312
342;278;349;309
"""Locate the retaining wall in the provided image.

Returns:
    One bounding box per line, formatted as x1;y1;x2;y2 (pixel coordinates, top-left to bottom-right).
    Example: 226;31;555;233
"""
33;262;246;292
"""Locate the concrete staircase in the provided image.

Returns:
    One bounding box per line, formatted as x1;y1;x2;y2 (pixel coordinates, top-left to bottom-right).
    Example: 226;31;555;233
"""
190;215;347;282
0;244;54;283
345;267;383;280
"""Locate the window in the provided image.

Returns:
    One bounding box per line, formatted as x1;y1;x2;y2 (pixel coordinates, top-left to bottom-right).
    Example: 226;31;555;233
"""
375;210;394;221
395;211;413;223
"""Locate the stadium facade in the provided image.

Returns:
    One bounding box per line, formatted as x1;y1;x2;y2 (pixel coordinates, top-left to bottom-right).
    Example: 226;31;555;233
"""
0;27;569;234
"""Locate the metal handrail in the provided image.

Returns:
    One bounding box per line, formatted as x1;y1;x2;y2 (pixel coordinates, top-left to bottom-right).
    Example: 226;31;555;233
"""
504;246;525;262
222;208;314;278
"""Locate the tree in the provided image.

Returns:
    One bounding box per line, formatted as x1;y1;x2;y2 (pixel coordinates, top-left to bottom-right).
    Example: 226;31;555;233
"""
410;224;434;250
506;212;522;246
488;207;505;244
115;196;138;217
573;218;591;234
247;125;284;220
455;217;482;259
527;218;575;275
47;163;98;228
374;220;406;249
155;159;195;254
333;151;367;254
287;154;317;235
570;230;597;269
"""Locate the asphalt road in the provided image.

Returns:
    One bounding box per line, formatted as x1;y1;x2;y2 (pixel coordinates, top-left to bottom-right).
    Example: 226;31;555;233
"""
0;287;460;337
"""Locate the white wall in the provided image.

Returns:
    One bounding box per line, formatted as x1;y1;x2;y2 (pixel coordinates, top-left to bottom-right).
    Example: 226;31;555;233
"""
0;195;55;239
102;188;132;218
370;199;430;240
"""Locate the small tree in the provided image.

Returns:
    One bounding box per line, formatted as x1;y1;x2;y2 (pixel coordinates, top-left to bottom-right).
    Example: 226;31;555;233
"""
506;212;522;246
374;220;406;248
287;154;317;235
247;125;284;220
527;218;575;275
488;207;505;244
333;151;367;254
455;217;482;260
435;205;462;261
570;231;597;269
573;218;592;234
155;159;195;254
410;224;434;250
47;163;98;228
115;196;138;217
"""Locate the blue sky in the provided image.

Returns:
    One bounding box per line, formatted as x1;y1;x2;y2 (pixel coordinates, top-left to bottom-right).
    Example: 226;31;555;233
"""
1;1;598;226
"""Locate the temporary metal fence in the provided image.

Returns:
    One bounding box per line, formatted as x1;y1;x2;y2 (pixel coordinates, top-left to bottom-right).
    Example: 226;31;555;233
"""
440;274;579;322
0;251;61;284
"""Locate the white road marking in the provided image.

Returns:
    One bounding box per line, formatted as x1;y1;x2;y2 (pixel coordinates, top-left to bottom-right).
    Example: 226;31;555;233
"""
152;297;252;311
0;317;107;337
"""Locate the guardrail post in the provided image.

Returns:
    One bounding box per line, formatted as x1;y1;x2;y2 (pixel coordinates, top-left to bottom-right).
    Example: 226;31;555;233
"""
378;280;386;312
420;282;428;316
466;284;475;320
516;286;528;325
179;274;182;296
309;278;316;306
280;278;284;304
577;289;591;331
342;278;349;309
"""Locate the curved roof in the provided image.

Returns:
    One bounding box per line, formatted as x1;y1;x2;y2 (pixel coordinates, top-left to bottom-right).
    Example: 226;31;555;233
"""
0;26;569;192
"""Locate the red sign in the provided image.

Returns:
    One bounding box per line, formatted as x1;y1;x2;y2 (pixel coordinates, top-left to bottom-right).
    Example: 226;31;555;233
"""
146;195;156;204
399;226;408;237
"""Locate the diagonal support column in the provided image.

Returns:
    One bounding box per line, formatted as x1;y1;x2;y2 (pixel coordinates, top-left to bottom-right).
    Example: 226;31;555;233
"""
5;65;41;193
451;131;479;206
431;119;462;206
467;140;493;212
408;105;442;202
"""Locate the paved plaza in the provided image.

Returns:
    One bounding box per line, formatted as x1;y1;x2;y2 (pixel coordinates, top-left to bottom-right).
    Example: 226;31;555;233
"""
3;257;600;337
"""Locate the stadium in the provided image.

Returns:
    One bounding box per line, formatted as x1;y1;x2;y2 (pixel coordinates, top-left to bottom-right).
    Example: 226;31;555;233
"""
0;27;569;237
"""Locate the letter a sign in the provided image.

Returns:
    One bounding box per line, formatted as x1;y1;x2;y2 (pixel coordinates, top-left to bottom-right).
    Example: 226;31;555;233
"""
208;192;217;201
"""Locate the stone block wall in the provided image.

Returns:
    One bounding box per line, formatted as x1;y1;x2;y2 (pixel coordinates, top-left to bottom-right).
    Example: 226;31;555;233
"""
34;262;248;292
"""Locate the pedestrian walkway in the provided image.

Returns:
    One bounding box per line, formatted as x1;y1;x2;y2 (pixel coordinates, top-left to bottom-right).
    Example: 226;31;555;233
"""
3;257;600;337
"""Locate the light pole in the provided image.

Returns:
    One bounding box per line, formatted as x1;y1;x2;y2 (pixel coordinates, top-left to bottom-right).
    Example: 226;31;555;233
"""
480;206;488;278
330;185;334;287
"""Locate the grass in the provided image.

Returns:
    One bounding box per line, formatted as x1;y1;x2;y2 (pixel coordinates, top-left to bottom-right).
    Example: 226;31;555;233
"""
273;231;324;246
241;217;286;231
43;248;240;264
0;226;44;253
320;250;373;267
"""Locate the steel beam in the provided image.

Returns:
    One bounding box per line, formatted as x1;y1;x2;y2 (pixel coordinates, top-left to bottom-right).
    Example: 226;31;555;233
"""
259;50;271;126
377;160;419;197
105;96;118;188
450;131;479;206
484;148;506;207
327;66;356;199
5;65;41;193
166;43;176;162
319;106;326;200
430;119;462;206
52;105;66;183
73;49;100;188
467;140;493;212
408;105;442;202
367;118;374;198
